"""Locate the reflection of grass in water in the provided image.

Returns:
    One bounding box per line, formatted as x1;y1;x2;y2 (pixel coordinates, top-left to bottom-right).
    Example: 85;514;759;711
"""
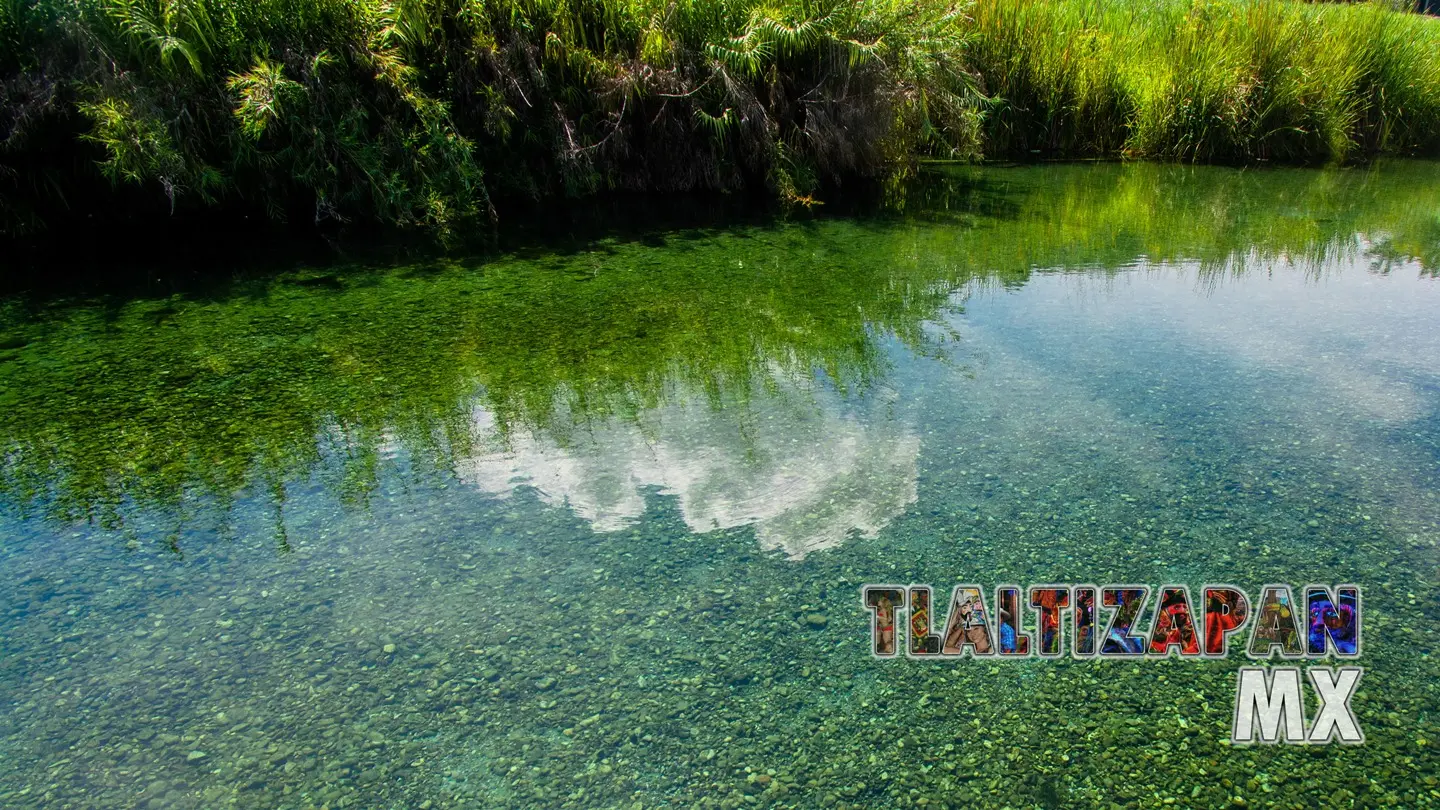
909;159;1440;276
1;161;1439;538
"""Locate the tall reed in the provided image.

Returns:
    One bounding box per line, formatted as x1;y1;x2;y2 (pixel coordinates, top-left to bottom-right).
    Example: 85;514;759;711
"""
970;0;1440;161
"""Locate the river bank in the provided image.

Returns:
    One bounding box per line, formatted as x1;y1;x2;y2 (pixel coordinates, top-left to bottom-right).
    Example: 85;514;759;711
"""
2;0;1439;243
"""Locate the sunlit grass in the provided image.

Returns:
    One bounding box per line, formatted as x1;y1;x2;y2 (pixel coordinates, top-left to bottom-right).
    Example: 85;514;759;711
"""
971;0;1440;161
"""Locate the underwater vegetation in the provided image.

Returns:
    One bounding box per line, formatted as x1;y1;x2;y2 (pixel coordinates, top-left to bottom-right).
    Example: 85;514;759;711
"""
1;0;1439;239
2;159;1438;537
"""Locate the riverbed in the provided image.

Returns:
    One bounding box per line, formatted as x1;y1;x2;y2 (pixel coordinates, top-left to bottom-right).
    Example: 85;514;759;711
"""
2;161;1438;808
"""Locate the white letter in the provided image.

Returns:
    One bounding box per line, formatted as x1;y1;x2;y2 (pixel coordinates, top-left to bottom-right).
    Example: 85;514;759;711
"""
1308;667;1365;744
1232;667;1305;743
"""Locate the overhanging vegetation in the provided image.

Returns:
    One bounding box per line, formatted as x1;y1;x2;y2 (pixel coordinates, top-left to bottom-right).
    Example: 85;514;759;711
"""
1;0;1438;237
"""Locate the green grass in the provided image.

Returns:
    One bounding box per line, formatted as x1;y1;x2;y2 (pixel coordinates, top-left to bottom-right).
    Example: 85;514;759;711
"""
971;0;1440;161
0;0;1438;238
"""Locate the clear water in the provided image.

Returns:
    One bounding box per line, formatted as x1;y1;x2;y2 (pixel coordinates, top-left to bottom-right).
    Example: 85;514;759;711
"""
3;162;1440;809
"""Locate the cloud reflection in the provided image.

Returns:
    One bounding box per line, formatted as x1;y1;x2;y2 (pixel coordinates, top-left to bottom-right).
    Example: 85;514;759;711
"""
453;379;919;559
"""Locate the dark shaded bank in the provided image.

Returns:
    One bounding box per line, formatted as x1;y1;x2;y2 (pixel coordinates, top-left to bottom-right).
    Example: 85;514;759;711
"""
2;0;1439;252
0;0;984;244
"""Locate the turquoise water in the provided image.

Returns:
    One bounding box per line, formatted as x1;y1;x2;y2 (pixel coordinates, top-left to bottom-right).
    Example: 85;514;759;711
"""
2;162;1440;808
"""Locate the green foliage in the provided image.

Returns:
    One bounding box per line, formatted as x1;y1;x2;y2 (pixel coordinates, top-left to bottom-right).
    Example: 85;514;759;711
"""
970;0;1440;161
104;0;217;76
76;96;205;205
0;0;32;64
228;59;303;140
0;0;988;233
1;0;1439;237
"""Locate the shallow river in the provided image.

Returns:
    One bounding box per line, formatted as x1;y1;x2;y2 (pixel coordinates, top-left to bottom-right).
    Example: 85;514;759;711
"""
3;162;1440;808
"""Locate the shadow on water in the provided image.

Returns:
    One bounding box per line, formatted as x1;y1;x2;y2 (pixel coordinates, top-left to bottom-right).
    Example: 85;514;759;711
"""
0;167;1031;298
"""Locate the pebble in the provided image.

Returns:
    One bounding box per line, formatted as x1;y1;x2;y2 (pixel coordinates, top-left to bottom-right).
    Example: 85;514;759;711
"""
4;169;1440;810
